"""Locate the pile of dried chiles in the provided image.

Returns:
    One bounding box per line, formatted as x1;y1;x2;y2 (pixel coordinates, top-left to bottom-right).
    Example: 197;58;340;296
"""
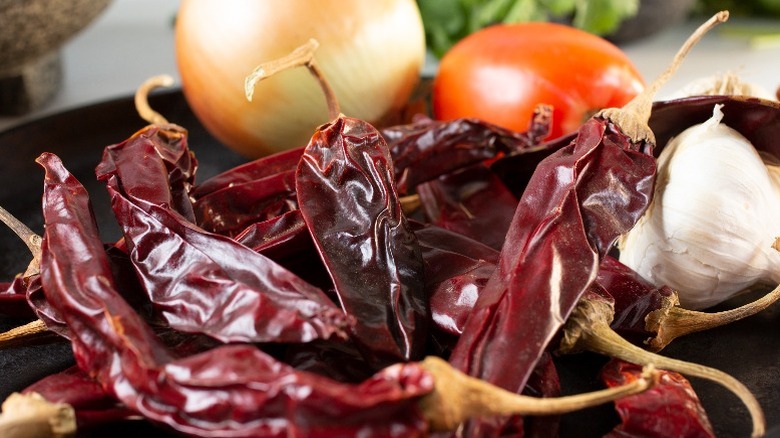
0;11;776;438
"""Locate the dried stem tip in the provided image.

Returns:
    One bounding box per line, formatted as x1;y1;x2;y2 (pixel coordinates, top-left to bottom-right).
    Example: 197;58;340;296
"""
0;320;52;350
0;392;76;438
647;283;780;352
0;205;41;259
245;38;341;120
418;356;659;432
135;74;175;125
560;293;765;438
0;205;42;277
598;10;729;145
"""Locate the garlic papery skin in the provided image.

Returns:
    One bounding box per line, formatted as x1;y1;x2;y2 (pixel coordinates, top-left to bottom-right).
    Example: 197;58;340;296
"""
618;104;780;310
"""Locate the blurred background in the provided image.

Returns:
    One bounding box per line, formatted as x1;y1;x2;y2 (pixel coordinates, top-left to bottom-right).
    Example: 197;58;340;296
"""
0;0;778;132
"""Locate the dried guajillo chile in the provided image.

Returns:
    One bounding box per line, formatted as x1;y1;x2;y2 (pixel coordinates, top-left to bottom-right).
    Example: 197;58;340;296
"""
233;209;309;256
193;169;298;236
13;152;661;437
598;255;780;352
22;366;138;431
446;13;729;436
191;146;305;198
412;222;498;341
101;75;199;222
295;96;429;367
189;104;551;205
417;163;517;251
95;78;351;345
383;107;552;195
107;184;350;344
600;359;715;438
414;223;563;436
558;285;765;437
244;39;429;367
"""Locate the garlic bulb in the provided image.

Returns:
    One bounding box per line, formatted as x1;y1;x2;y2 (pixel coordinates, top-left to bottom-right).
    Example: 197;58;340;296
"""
618;104;780;309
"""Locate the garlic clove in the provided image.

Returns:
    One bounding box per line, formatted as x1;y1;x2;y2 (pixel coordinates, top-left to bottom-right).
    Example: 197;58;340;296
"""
619;104;780;309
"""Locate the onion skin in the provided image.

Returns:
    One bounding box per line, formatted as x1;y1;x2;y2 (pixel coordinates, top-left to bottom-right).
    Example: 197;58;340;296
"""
175;0;426;158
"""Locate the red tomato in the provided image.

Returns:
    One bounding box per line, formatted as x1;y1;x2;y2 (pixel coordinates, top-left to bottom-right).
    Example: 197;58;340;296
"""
432;22;645;141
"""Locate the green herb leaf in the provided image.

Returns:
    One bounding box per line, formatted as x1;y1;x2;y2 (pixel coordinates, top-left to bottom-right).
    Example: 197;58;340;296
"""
416;0;640;58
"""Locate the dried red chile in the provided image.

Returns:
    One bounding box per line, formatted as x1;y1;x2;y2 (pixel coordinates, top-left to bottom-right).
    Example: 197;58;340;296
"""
447;117;656;435
597;256;677;346
96;125;351;345
296;116;429;368
384;112;551;195
38;152;434;437
601;359;715;438
417;163;517;251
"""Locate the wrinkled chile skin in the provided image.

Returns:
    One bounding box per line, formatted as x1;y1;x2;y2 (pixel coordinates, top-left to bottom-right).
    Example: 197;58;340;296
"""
38;152;433;438
448;117;656;436
296;116;429;369
601;359;715;438
96;124;351;345
597;256;676;346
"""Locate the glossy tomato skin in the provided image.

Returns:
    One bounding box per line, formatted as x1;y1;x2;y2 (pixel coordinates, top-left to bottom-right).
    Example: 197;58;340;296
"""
432;23;645;141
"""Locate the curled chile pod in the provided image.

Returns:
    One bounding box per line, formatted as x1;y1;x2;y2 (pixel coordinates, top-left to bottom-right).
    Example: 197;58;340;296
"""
383;109;552;195
446;113;657;437
96;123;351;345
296;115;429;368
95;123;198;221
448;119;654;438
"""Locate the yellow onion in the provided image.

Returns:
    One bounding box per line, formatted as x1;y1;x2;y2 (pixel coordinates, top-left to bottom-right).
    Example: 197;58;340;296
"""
175;0;426;158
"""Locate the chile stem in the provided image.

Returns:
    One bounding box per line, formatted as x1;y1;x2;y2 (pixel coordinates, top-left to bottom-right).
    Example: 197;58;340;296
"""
0;320;53;350
647;283;780;352
418;356;659;432
399;194;421;214
245;38;341;121
134;75;174;125
0;392;76;438
0;206;41;261
0;205;42;277
561;294;765;438
598;11;729;144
